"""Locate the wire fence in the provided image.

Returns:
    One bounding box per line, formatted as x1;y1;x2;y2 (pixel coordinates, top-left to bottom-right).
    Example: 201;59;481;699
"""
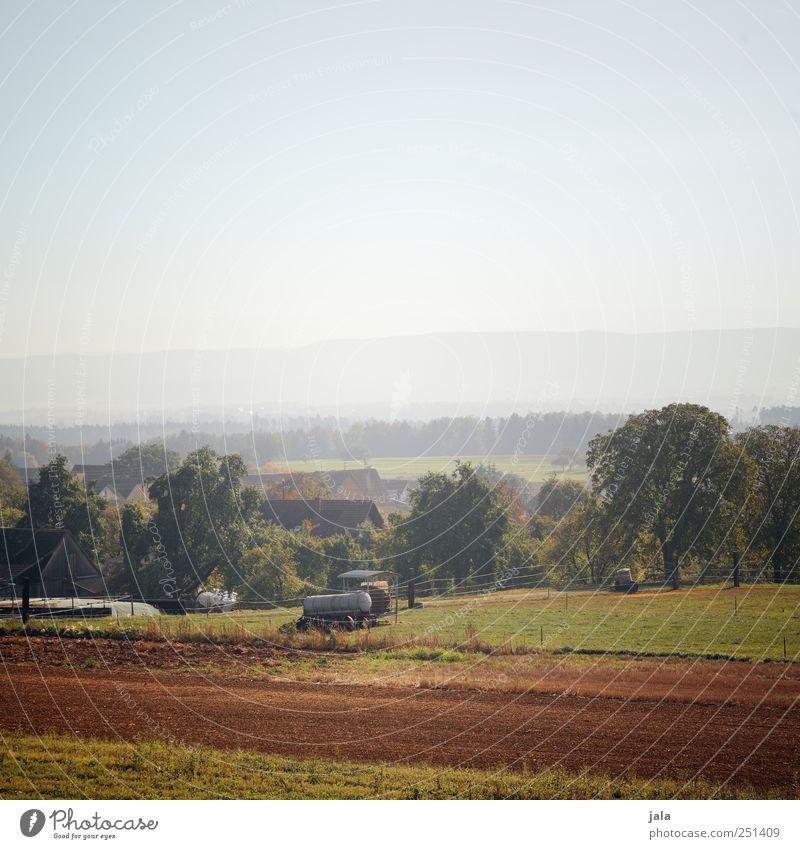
3;559;797;620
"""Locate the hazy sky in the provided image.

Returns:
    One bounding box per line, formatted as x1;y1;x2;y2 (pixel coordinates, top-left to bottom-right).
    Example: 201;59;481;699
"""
1;0;798;356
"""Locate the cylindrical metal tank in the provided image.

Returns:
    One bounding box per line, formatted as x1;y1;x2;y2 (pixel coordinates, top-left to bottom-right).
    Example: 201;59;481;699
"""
196;590;237;611
303;591;372;617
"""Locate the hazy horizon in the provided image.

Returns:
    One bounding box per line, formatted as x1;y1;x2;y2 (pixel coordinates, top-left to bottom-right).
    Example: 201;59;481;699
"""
4;324;800;360
0;326;797;425
2;0;800;363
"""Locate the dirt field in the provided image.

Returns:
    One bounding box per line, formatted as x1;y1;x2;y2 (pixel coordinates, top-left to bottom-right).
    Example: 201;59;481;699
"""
2;637;799;795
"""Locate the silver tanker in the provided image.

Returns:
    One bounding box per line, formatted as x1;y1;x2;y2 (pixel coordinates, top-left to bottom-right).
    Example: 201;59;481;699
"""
298;591;373;630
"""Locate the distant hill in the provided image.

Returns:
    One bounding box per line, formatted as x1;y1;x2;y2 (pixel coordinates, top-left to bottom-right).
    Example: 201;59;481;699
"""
1;328;797;424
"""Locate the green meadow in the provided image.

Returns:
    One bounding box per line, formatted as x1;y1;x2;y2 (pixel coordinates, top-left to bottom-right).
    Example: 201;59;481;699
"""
5;584;799;662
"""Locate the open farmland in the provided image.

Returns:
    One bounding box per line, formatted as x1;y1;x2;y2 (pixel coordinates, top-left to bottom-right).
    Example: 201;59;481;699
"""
10;584;798;662
2;586;799;799
264;454;588;483
1;635;799;799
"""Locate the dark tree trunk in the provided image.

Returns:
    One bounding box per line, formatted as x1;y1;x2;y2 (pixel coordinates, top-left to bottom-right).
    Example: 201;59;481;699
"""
662;545;679;589
771;515;785;583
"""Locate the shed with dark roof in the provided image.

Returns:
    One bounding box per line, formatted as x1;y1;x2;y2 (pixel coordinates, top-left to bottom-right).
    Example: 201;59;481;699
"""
0;528;105;598
262;499;384;538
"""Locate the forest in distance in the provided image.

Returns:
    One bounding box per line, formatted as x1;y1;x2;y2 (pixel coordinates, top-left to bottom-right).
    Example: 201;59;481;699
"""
2;405;799;470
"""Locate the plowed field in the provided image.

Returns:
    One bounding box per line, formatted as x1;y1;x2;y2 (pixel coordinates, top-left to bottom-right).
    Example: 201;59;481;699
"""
1;637;798;794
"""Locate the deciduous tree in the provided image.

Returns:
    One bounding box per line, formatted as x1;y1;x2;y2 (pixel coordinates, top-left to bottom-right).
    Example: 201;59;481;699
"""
586;404;752;586
142;447;261;594
23;454;106;556
736;425;800;581
390;461;511;583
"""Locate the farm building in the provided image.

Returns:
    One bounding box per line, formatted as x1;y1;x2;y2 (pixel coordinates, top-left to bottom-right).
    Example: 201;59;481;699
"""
384;478;414;503
0;527;105;598
383;478;415;514
262;498;384;538
71;464;107;484
324;468;386;503
72;464;151;505
245;467;388;504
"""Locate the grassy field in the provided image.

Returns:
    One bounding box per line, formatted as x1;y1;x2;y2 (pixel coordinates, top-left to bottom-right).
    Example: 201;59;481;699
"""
0;732;772;800
6;585;799;662
264;454;588;483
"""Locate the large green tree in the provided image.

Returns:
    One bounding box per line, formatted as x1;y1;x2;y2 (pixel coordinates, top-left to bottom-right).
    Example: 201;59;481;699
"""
23;454;107;555
736;425;800;581
236;525;305;603
390;461;511;583
535;475;587;521
111;442;181;480
586;404;752;586
0;450;26;526
541;496;613;584
134;447;262;595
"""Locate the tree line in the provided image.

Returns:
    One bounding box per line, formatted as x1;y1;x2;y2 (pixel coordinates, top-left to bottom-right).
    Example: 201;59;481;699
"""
1;410;629;468
4;407;800;471
2;403;799;602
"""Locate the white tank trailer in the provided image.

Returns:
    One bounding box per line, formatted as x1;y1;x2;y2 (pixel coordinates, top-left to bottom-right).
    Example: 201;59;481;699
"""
297;591;374;631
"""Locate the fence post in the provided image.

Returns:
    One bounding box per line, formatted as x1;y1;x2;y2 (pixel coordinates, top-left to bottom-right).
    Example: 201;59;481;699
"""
733;551;741;588
408;578;415;610
21;577;30;624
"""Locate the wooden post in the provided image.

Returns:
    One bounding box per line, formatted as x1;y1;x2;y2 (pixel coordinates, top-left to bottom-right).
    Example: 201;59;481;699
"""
733;551;741;588
21;578;30;624
408;578;416;610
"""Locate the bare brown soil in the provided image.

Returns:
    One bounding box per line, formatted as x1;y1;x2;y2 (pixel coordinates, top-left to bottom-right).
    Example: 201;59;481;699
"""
1;636;799;794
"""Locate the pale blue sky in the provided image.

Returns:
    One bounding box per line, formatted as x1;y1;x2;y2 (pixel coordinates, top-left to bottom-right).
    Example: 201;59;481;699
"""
1;0;799;356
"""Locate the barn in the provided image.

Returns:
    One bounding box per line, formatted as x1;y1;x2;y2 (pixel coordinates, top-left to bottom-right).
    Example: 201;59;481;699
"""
262;498;384;538
73;464;151;505
0;528;105;598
